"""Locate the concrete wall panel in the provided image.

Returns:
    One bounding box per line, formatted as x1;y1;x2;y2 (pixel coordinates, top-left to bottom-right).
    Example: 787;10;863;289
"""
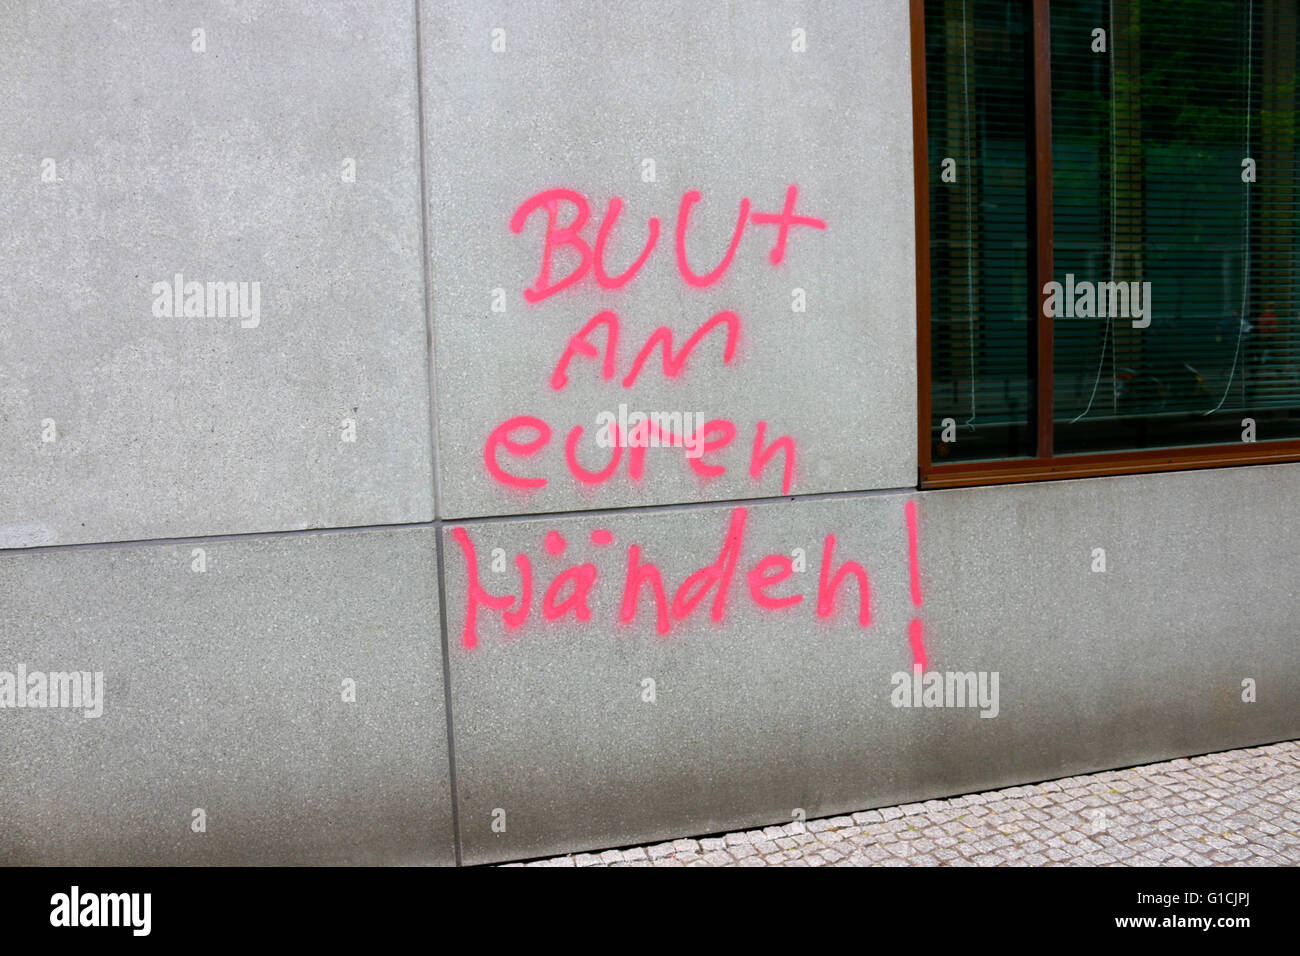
444;465;1299;863
422;0;918;518
0;527;453;865
0;0;433;548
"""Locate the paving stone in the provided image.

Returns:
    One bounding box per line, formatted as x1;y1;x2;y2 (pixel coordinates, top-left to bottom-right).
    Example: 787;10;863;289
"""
525;742;1300;868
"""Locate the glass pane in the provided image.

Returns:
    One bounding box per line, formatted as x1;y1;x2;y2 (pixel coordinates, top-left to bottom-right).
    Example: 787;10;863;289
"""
926;0;1036;463
1052;0;1300;454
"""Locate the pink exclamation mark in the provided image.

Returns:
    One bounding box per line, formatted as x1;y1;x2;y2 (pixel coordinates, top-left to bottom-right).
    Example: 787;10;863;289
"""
905;500;927;672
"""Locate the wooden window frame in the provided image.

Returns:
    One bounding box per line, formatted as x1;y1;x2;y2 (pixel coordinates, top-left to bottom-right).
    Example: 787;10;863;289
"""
911;0;1300;490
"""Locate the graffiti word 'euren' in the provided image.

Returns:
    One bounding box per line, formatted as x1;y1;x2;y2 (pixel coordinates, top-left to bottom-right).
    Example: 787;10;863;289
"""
484;414;795;494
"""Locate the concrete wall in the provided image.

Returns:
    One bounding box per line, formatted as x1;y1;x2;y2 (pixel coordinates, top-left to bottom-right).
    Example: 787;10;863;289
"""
1;1;1296;865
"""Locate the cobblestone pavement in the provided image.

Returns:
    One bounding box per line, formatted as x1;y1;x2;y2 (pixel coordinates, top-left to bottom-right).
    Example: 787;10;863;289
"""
510;740;1300;866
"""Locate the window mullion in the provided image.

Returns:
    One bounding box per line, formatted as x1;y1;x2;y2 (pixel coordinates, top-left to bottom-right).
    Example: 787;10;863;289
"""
1032;0;1055;460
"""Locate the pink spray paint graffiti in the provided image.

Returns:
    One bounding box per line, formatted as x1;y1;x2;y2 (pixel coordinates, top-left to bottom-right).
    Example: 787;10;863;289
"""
485;185;824;497
455;180;926;667
509;184;825;300
906;500;927;672
450;501;929;671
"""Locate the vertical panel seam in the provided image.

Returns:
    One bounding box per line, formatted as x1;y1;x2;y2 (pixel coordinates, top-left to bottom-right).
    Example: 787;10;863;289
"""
413;0;462;867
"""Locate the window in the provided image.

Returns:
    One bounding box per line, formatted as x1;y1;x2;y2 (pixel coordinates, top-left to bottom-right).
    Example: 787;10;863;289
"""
915;0;1300;487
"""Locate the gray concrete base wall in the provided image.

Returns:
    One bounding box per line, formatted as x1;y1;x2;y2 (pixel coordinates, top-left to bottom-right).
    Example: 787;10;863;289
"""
441;465;1300;863
3;464;1295;865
